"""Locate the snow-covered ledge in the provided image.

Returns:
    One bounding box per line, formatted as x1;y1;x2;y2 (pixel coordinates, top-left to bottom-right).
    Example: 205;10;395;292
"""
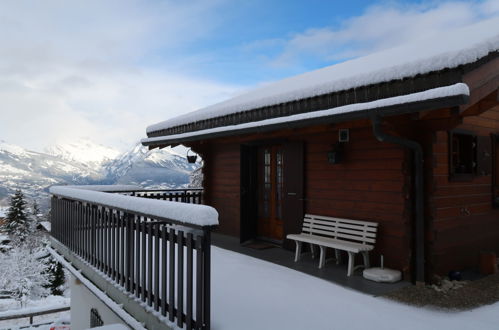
50;185;219;227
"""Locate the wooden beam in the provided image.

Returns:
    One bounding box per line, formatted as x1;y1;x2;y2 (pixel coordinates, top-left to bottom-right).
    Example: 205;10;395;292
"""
460;89;499;117
413;107;459;120
416;116;463;131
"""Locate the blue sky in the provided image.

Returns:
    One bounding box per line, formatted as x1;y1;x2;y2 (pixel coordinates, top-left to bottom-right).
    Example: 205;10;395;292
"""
146;0;378;83
0;0;498;151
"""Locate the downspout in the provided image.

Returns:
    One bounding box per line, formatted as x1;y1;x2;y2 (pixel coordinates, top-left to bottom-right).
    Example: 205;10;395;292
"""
371;113;425;284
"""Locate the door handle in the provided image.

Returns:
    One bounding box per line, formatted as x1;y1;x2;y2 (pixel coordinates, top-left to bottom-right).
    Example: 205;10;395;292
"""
287;192;297;196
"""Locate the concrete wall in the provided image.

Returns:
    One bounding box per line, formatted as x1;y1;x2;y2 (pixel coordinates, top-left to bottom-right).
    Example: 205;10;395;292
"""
69;275;129;330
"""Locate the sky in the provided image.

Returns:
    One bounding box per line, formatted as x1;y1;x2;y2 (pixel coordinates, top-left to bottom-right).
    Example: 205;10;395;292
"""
0;0;498;152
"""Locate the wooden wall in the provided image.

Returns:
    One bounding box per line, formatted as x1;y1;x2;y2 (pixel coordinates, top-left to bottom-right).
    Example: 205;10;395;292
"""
202;143;241;237
301;126;411;275
428;108;499;275
201;123;412;276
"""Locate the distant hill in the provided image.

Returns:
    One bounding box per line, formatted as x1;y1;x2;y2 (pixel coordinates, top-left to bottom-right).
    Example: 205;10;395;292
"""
0;139;199;210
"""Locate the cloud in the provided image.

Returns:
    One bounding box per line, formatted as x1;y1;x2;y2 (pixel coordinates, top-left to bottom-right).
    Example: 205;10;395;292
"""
270;0;499;67
0;0;241;151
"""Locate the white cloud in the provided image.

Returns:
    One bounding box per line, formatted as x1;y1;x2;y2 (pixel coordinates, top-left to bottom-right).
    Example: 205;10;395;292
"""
0;0;240;151
271;1;499;66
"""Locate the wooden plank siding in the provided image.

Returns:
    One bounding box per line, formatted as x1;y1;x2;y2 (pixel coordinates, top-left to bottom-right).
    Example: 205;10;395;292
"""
428;107;499;275
199;124;412;277
303;127;411;275
202;143;241;237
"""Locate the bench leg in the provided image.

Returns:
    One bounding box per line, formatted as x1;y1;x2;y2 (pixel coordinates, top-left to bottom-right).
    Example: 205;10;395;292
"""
361;251;370;268
335;249;341;265
310;244;317;259
294;241;302;262
319;246;327;268
347;252;355;276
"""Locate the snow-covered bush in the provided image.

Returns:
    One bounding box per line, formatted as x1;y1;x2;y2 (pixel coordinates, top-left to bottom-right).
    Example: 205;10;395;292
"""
0;245;50;307
42;255;66;296
189;167;203;188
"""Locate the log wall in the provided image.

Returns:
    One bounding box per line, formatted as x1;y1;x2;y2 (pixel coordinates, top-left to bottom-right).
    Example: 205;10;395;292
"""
428;108;499;275
302;127;411;274
202;143;241;237
201;124;412;276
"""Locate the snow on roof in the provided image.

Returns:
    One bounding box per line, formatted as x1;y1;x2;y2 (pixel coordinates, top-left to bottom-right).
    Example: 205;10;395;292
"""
147;17;499;134
50;186;218;227
143;83;469;145
39;221;51;232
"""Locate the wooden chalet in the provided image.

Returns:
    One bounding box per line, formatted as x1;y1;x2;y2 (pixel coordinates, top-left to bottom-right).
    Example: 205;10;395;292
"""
143;20;499;283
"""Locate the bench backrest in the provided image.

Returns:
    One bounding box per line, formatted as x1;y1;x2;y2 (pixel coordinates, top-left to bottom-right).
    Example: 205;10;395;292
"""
301;214;378;246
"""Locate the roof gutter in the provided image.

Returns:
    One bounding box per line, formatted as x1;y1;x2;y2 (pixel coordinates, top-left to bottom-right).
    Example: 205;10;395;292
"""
142;92;469;148
371;113;425;283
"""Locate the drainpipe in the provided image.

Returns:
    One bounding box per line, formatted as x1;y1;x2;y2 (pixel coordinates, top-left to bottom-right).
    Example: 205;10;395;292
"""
371;113;425;284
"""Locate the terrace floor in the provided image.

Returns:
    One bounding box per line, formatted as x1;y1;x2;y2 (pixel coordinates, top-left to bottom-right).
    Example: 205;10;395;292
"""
210;242;498;330
212;233;410;296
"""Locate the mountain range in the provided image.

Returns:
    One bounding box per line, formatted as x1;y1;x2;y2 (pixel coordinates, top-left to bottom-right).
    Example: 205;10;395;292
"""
0;139;199;211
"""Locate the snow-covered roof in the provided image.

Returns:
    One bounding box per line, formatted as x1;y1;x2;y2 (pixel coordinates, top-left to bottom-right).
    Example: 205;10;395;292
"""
50;185;218;227
143;83;469;145
39;221;51;232
147;17;499;135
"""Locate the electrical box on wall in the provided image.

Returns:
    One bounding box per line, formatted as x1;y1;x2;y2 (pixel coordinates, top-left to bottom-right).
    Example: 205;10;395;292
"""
339;129;349;142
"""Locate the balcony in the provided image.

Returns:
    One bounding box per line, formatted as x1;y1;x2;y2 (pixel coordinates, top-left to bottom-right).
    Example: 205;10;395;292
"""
49;185;217;330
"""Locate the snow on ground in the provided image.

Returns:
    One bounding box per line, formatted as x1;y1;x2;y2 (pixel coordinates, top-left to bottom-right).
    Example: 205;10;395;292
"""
0;295;70;329
212;246;498;330
0;207;7;218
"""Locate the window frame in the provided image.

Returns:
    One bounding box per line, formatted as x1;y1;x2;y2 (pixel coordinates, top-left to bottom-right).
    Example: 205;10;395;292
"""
448;129;477;181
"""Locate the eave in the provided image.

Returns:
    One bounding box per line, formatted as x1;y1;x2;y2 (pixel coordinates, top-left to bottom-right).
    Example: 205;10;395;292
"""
142;83;470;148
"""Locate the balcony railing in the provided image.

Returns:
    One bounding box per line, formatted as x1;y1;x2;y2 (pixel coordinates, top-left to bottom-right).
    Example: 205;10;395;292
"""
121;188;203;204
50;186;217;330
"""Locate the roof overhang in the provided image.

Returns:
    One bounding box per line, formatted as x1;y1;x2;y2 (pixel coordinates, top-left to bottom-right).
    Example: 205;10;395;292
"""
142;83;470;148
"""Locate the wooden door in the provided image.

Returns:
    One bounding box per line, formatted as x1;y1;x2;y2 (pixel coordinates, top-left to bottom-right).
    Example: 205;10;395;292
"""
240;145;258;243
257;145;284;241
282;141;304;249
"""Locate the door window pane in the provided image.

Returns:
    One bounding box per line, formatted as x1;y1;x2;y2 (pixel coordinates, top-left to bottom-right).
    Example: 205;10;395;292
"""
276;149;283;220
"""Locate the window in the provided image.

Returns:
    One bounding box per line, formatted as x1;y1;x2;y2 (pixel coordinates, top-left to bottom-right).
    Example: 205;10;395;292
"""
449;131;477;179
90;308;104;328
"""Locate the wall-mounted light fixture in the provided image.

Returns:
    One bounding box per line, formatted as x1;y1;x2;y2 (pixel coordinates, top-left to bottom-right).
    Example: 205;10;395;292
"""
328;142;344;164
328;129;350;164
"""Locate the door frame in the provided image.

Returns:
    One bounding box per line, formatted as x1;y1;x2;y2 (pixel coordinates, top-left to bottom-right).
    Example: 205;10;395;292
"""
239;139;304;247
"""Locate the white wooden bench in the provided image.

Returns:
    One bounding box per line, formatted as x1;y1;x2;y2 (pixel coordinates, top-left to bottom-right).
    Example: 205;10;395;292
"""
286;214;378;276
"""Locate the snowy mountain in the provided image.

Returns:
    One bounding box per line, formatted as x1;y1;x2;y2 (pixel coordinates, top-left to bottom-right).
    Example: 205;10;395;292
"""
0;140;108;208
0;140;199;210
45;139;121;169
106;143;198;188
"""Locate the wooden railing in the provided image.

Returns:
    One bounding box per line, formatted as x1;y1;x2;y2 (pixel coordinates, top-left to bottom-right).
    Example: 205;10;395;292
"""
50;188;212;330
0;305;70;328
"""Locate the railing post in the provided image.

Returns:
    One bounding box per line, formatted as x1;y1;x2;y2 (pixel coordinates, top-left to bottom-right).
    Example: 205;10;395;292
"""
203;228;211;330
91;205;97;267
